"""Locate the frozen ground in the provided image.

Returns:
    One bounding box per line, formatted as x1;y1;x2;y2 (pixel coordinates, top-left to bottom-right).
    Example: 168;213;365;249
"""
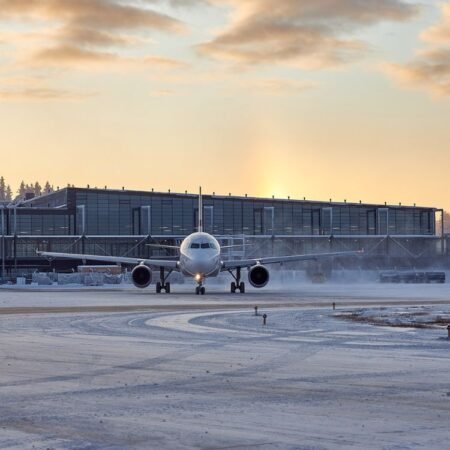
2;281;450;308
0;286;449;449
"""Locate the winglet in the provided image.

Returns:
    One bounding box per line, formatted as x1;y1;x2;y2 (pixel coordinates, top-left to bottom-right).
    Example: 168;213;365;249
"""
198;186;203;232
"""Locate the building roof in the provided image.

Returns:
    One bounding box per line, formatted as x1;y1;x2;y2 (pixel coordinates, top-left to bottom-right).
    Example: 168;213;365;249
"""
18;186;437;211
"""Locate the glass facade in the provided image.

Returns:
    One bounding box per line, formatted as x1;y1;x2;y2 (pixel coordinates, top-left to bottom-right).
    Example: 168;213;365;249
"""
11;188;436;237
6;209;72;236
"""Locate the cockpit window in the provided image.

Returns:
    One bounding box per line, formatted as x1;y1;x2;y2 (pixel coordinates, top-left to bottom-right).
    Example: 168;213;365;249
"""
191;242;217;249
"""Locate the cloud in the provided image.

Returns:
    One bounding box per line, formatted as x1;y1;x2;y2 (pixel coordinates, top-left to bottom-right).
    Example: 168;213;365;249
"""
0;87;94;101
33;45;118;65
57;26;139;48
0;0;195;101
0;0;184;67
0;71;97;102
197;0;418;69
152;0;209;7
385;3;450;97
0;0;183;32
29;47;188;71
385;48;450;96
420;3;450;45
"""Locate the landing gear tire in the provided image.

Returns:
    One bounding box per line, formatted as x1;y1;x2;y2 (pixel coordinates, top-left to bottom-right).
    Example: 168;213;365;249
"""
165;282;171;294
156;282;162;294
195;286;200;295
231;282;236;293
200;287;206;295
239;282;245;293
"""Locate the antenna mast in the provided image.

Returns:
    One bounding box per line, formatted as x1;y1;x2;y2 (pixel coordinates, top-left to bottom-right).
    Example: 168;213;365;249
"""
198;186;203;232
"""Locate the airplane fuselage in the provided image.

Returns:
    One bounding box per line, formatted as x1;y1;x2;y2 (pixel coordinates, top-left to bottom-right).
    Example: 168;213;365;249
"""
179;232;222;280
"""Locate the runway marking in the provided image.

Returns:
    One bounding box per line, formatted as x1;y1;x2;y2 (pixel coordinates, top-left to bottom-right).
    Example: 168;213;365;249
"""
327;331;384;336
146;311;265;336
275;337;327;343
346;341;412;347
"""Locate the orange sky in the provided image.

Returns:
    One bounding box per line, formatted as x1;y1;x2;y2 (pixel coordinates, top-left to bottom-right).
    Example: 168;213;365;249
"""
0;1;449;210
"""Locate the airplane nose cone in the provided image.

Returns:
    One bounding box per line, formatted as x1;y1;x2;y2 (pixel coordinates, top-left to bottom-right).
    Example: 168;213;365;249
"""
188;255;218;275
195;261;212;273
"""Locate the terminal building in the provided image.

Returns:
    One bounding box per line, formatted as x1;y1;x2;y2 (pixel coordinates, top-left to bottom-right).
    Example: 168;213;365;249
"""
0;187;448;278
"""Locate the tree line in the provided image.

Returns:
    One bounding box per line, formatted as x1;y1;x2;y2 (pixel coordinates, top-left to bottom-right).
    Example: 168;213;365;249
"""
0;177;54;202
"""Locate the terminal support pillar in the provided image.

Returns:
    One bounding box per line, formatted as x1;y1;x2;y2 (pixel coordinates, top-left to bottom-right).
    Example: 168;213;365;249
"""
1;207;4;279
386;236;390;268
1;234;4;280
13;234;17;272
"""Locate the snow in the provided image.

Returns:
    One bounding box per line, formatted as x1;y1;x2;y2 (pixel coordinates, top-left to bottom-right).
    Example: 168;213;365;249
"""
0;286;449;449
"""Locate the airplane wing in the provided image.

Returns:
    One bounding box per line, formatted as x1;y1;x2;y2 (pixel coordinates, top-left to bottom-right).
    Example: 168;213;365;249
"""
220;244;253;249
146;244;180;250
37;251;179;270
221;250;363;270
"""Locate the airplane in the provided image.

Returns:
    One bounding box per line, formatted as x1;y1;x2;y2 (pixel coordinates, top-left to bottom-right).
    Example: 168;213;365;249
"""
38;188;363;295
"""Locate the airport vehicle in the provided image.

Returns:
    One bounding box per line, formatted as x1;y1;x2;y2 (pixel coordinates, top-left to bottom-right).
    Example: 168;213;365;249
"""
39;189;362;295
379;270;446;284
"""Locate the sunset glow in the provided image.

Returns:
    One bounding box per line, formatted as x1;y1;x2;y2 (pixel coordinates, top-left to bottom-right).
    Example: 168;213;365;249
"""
0;0;449;209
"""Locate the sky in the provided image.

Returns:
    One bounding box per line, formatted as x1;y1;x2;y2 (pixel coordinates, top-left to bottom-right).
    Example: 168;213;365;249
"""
0;0;449;210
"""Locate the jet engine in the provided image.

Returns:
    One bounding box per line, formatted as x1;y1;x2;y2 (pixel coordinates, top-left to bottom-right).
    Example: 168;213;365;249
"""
131;265;152;288
248;265;270;288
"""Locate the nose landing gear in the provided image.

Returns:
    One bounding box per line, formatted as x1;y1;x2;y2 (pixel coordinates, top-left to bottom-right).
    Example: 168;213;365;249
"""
195;285;206;295
195;274;206;295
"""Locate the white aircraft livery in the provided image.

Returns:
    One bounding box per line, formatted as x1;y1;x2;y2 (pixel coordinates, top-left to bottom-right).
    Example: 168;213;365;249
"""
38;188;362;295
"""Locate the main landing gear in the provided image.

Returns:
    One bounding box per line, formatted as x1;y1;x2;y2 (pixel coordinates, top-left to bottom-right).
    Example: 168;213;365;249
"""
228;267;245;294
156;267;172;294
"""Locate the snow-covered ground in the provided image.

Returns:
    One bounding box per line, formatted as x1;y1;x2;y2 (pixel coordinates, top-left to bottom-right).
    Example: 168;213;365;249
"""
0;287;449;449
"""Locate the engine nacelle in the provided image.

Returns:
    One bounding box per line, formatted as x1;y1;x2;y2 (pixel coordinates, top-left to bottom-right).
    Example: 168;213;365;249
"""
248;265;270;288
131;265;152;289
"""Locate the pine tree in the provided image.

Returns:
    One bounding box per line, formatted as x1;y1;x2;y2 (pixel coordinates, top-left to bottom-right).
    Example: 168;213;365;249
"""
0;176;5;201
34;181;42;196
5;185;12;201
17;181;26;197
44;181;53;194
